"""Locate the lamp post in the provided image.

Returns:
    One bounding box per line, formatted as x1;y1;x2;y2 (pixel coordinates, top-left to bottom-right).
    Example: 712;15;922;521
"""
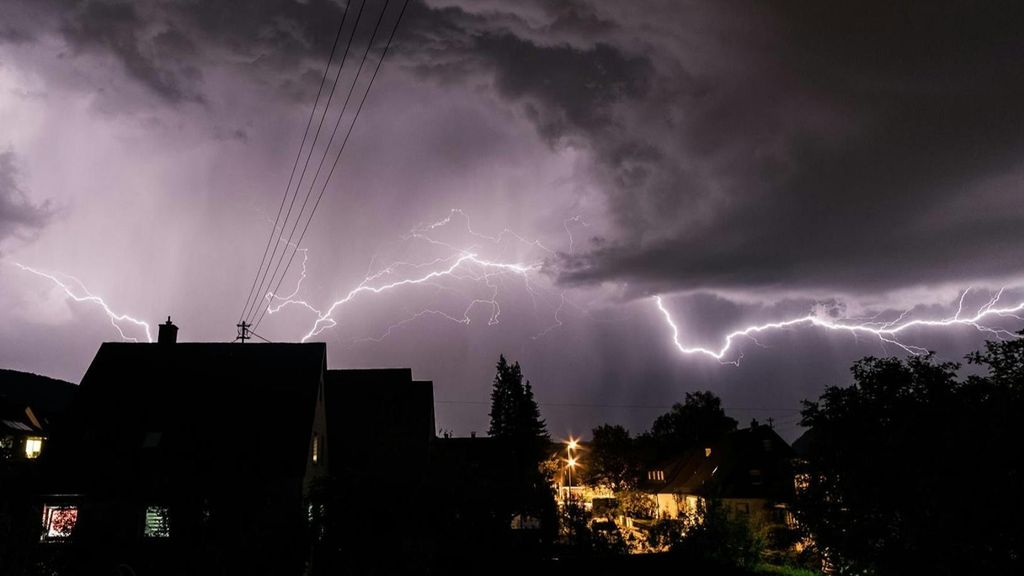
565;437;579;503
564;437;580;545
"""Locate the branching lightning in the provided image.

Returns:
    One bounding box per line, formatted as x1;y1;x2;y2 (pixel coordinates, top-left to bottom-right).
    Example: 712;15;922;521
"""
654;287;1024;364
13;263;153;342
258;209;582;343
16;213;1018;365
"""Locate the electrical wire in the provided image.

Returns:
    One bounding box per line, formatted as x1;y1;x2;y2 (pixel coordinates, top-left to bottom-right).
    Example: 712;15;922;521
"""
250;0;411;333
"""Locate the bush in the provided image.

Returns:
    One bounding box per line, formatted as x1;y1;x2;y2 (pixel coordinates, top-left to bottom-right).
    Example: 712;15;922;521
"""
670;500;764;570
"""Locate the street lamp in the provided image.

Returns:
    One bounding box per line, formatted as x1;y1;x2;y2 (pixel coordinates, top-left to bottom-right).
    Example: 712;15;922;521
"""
564;436;579;503
564;437;581;545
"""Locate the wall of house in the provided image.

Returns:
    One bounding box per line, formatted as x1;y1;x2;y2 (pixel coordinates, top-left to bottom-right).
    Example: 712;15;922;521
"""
654;493;679;519
722;497;775;527
303;377;329;496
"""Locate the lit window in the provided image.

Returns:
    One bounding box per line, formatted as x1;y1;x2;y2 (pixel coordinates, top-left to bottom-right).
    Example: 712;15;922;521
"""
41;505;78;541
25;437;43;459
312;433;320;465
704;447;712;457
647;470;664;481
145;506;170;538
794;473;810;493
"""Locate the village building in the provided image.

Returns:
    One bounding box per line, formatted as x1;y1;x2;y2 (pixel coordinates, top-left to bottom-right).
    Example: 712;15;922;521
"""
637;424;796;530
0;369;76;463
29;319;437;575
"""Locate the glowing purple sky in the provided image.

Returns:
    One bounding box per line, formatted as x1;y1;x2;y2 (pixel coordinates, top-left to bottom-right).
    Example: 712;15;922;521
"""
3;0;1023;440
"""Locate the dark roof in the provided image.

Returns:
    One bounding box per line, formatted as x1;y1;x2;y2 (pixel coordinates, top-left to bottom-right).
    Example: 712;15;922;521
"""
323;369;435;482
641;426;795;501
790;427;818;458
0;368;77;415
44;342;326;494
0;397;42;435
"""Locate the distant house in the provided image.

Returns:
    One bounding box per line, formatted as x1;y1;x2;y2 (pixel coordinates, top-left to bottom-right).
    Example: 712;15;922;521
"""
0;399;46;462
0;369;76;462
638;424;796;528
30;320;436;575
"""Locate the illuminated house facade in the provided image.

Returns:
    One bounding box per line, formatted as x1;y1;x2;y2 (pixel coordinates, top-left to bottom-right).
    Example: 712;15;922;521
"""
32;332;436;575
638;424;796;529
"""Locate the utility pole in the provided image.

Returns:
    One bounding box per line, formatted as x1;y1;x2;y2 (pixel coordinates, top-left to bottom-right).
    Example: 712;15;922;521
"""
236;321;251;343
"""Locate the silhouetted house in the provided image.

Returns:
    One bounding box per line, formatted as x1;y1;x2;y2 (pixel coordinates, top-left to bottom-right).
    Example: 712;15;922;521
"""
32;332;437;575
310;368;436;574
0;370;77;573
0;369;77;462
0;400;46;462
639;424;795;528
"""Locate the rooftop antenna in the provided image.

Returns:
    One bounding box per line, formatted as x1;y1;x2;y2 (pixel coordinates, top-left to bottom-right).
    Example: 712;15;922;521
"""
235;320;251;343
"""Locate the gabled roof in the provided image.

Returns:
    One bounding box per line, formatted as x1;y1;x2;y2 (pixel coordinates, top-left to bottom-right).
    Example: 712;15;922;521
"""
641;426;795;501
44;342;326;494
0;397;44;435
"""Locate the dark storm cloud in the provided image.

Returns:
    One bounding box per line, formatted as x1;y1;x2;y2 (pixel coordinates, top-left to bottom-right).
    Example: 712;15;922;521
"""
0;151;56;247
58;1;203;103
1;0;362;106
6;0;1022;295
400;0;1024;296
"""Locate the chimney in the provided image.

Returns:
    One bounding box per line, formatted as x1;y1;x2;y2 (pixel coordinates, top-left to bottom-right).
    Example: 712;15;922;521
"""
158;316;178;345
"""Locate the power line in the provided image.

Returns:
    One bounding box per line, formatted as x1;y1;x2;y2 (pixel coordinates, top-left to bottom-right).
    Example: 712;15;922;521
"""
249;0;390;329
243;0;370;325
251;0;411;333
238;0;354;324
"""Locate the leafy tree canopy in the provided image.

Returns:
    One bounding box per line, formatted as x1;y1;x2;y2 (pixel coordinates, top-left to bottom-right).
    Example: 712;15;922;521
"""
797;335;1024;575
588;424;641;491
642;390;738;456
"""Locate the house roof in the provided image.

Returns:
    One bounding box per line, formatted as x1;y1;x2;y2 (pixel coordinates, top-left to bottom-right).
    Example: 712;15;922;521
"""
43;342;326;495
323;368;435;481
640;425;795;501
0;397;43;435
0;369;78;434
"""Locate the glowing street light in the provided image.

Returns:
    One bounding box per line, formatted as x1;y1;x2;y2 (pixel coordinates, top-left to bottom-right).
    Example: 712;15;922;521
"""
563;436;580;504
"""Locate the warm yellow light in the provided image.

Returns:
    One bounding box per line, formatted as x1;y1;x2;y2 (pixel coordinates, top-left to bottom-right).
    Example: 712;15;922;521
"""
566;437;579;451
25;437;43;459
567;457;577;468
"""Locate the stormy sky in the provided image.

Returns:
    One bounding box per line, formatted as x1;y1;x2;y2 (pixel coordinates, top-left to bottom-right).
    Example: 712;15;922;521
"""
2;0;1023;440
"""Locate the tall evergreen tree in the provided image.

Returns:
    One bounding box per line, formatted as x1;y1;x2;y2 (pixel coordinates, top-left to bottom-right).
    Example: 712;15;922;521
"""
488;355;516;437
488;355;547;441
486;354;555;538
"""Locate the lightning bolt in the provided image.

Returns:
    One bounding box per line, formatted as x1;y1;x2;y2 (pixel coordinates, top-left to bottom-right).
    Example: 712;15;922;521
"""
259;209;581;343
655;288;1024;364
296;253;540;341
13;262;153;342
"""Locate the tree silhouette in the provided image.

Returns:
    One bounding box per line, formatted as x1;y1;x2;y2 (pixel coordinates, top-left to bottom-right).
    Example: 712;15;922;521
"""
488;354;547;442
589;424;640;491
797;336;1024;575
641;391;737;457
486;355;554;543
